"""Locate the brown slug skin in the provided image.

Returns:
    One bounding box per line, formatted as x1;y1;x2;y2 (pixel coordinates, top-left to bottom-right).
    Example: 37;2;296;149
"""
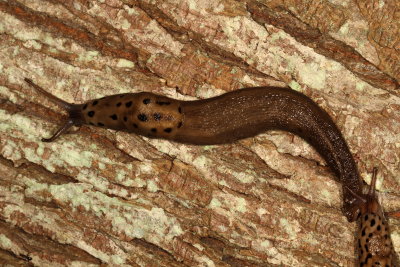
25;79;362;222
354;168;396;267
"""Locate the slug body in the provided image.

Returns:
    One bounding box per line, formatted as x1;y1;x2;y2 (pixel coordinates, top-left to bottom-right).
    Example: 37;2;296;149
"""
355;168;396;266
25;79;362;221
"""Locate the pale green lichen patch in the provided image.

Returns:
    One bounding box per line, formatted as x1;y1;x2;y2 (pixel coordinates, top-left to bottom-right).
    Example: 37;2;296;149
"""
391;230;399;252
115;170;127;183
76;238;127;264
111;206;184;244
77;50;99;62
218;179;228;187
116;58;135;68
216;165;255;184
146;180;159;192
87;3;183;56
303;232;319;246
256;207;267;217
121;19;131;30
0;139;22;161
23;39;42;50
192;155;211;169
188;0;197;10
53;142;94;168
36;144;44;156
279;218;299;240
211;192;247;213
356;82;365;91
319;189;334;205
288;81;302;92
0;234;13;249
253;239;279;257
208;197;221;209
0;110;41;138
231;196;247;213
124;5;138;15
339;21;349;35
48;183;92;211
23;178;51;201
298;62;326;90
46;182;184;244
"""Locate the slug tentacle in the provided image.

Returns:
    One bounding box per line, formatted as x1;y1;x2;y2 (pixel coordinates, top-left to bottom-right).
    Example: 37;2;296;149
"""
24;78;72;110
41;120;75;142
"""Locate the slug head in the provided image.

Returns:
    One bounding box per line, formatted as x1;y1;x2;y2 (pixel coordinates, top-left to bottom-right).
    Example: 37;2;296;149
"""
24;78;85;142
346;167;383;221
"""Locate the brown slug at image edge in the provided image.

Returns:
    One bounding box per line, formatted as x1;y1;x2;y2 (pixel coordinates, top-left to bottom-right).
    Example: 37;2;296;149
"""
24;78;362;222
350;168;397;267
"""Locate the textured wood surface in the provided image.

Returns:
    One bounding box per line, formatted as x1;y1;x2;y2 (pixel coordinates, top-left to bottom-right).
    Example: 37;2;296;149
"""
0;0;399;266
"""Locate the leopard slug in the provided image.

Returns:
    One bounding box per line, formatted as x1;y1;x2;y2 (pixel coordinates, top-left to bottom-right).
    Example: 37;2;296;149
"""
350;168;397;266
25;78;362;222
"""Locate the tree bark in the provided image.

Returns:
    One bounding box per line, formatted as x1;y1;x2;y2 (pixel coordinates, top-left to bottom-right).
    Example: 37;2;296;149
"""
0;0;399;266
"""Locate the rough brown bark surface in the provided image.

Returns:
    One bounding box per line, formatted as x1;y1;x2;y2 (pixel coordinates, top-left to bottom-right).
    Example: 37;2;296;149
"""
0;0;399;266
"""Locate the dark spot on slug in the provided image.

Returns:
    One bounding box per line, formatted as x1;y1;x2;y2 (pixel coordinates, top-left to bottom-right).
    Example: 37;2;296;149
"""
370;219;375;227
362;227;366;237
156;101;170;105
133;123;138;128
151;128;157;133
368;233;372;238
83;104;88;110
138;114;147;122
92;100;98;106
125;101;132;108
98;122;104;126
366;253;372;261
153;113;162;121
116;102;122;107
143;98;151;104
358;239;361;248
123;116;127;122
178;107;182;113
178;121;183;128
88;111;95;117
110;114;118;120
364;244;369;252
89;122;94;125
164;128;172;133
377;225;381;231
384;234;388;239
364;215;368;221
